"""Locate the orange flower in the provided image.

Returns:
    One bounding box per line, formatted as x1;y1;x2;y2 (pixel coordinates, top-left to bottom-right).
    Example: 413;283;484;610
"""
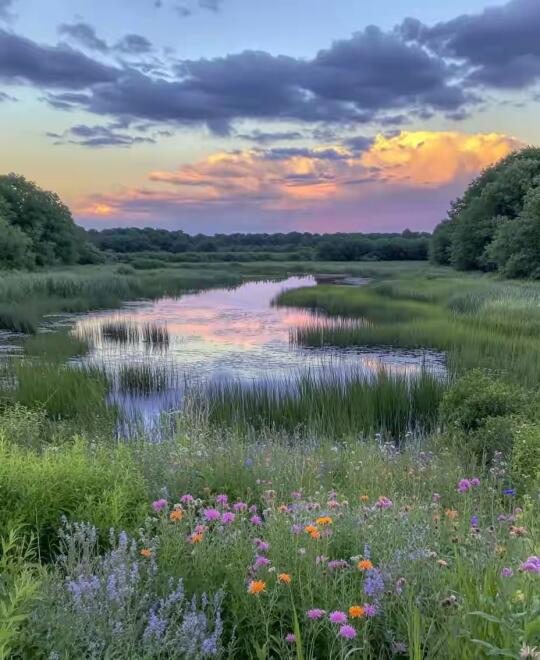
304;524;318;535
316;516;333;526
278;573;292;584
349;605;365;619
248;580;266;595
444;508;458;521
278;504;288;513
140;548;152;558
360;495;369;502
309;529;320;540
357;559;374;571
190;532;203;544
170;508;183;522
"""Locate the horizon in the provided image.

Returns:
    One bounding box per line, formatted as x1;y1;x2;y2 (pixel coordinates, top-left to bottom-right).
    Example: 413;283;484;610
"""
1;0;539;234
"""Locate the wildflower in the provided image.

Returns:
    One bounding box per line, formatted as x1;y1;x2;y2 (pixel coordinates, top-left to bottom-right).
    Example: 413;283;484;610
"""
316;516;333;525
375;496;393;509
140;548;152;558
445;508;459;521
328;560;349;571
307;608;325;619
349;605;365;618
216;494;228;505
521;556;540;574
470;477;480;487
358;559;374;571
255;539;270;552
247;580;266;595
203;508;221;522
470;515;479;528
152;498;167;512
250;515;263;526
291;491;302;499
513;590;525;603
327;500;340;509
309;529;320;540
510;525;527;537
503;488;516;496
285;633;296;643
364;568;385;597
457;479;472;493
180;494;194;504
363;603;377;617
278;573;292;584
329;611;347;624
254;555;270;569
437;559;448;568
189;532;203;544
502;567;514;577
395;577;406;595
278;504;288;513
304;524;318;535
221;512;235;524
519;645;540;659
339;625;357;639
291;524;303;535
496;544;507;556
432;493;441;503
360;495;369;502
233;501;247;512
169;508;183;522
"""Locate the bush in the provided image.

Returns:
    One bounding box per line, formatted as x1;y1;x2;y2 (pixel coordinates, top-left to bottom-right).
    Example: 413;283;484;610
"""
467;415;518;461
0;440;148;556
116;264;136;275
511;423;540;493
440;370;526;433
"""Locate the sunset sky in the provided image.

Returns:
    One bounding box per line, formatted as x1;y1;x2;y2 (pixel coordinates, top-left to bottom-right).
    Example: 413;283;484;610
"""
1;0;539;233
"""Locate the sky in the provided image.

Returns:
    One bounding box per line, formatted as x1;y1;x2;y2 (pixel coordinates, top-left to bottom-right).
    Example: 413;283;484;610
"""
0;0;539;234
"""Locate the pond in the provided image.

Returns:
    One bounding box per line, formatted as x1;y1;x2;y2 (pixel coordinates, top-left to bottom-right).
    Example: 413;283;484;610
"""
67;276;446;428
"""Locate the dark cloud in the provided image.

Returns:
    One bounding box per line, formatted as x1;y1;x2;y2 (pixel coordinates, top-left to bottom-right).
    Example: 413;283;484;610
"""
0;90;16;101
174;5;192;17
115;34;153;54
198;0;224;12
47;123;156;148
260;146;349;161
400;0;540;89
236;129;304;143
0;29;118;88
58;22;108;53
0;0;15;22
344;135;375;153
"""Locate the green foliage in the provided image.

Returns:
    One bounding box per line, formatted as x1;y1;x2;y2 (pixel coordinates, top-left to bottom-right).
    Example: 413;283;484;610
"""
0;173;99;270
0;439;148;555
511;423;540;492
431;147;540;276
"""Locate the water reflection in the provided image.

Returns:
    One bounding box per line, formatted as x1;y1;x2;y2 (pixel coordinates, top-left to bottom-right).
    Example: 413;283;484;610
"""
72;276;446;426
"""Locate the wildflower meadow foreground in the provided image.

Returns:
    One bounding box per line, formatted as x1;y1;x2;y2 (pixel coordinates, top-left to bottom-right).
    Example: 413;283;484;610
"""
9;434;538;659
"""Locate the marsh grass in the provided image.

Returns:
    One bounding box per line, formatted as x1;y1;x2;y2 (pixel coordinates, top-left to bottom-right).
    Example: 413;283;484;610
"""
118;362;173;395
141;322;169;348
194;369;445;439
101;319;140;344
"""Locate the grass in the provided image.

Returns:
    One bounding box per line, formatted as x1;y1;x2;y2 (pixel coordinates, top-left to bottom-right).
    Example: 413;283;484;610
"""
118;362;174;395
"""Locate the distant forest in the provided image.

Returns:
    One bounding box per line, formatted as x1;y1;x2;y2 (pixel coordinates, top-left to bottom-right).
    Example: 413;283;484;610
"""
87;228;430;262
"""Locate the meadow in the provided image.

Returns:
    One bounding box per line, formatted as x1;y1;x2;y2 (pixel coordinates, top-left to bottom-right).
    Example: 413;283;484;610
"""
0;260;538;659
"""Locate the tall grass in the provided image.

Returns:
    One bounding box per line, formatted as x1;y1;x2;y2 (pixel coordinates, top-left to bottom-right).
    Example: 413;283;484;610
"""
193;369;445;439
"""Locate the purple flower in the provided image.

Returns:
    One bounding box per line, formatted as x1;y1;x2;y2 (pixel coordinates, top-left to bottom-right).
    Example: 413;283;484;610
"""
328;560;349;571
501;567;513;577
203;508;221;522
255;539;270;552
216;494;228;506
152;499;167;512
291;524;302;535
457;479;472;493
180;494;194;504
233;502;247;512
470;477;480;487
253;555;270;569
339;625;356;639
285;633;296;643
250;515;263;526
221;512;235;524
364;568;385;598
470;515;479;528
307;608;325;619
291;491;302;499
375;496;393;509
503;488;516;496
249;505;258;514
432;493;441;503
329;611;347;624
521;556;540;573
363;603;377;617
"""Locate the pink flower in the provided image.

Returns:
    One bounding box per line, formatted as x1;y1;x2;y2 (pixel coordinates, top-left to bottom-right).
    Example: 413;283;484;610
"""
285;633;296;643
255;539;270;552
233;501;247;512
249;505;258;513
470;477;480;487
327;560;349;571
307;608;325;619
250;515;263;526
152;499;167;512
180;494;194;504
291;491;302;499
501;567;513;577
457;479;472;493
375;496;393;509
221;512;235;524
521;556;540;573
363;603;377;617
216;494;228;506
329;611;347;624
253;555;270;569
203;508;221;522
339;625;356;639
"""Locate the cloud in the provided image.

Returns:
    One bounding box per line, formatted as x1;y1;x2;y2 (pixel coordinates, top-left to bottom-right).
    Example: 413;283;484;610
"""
0;90;16;102
58;22;108;53
235;129;305;143
115;34;153;55
0;0;15;22
198;0;224;12
400;0;540;89
0;29;118;88
46;122;167;147
75;131;522;228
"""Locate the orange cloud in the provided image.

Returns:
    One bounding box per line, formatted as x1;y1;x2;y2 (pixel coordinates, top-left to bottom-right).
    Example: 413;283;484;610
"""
75;131;523;219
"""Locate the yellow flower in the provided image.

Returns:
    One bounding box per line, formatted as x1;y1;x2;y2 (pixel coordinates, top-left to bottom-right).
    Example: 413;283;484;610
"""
278;573;292;584
357;559;373;571
316;516;333;526
248;580;266;595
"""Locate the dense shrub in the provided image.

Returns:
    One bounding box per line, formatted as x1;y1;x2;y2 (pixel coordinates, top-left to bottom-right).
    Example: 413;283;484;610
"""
511;423;540;492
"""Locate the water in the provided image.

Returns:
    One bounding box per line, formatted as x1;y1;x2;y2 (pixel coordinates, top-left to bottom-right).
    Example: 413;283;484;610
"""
69;276;446;426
